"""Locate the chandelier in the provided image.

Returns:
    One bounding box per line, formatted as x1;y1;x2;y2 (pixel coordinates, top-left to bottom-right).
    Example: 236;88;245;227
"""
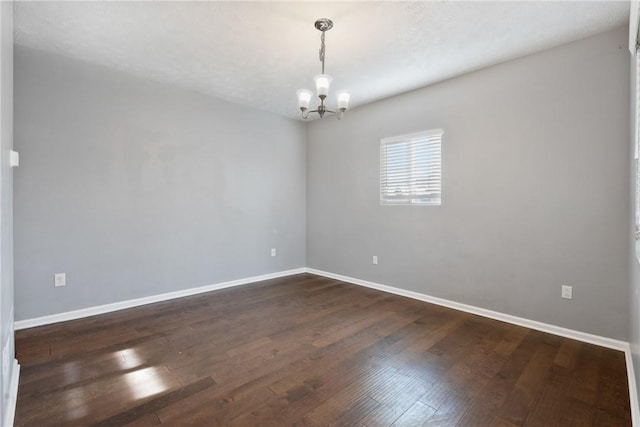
296;18;350;120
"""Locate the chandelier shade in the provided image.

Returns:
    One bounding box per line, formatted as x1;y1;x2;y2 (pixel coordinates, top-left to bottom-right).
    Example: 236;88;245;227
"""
296;89;313;110
313;74;333;97
335;90;351;110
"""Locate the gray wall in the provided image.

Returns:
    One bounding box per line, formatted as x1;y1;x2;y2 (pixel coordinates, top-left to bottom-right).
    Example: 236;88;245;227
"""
0;1;15;423
307;27;630;340
14;46;306;321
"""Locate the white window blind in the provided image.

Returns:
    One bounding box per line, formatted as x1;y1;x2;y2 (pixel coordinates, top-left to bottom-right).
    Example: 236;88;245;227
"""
380;129;442;205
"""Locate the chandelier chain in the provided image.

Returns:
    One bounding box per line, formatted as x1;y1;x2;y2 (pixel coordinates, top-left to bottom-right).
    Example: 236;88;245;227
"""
319;30;326;74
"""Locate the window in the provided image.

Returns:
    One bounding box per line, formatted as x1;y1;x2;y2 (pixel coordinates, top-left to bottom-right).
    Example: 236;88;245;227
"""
380;129;442;205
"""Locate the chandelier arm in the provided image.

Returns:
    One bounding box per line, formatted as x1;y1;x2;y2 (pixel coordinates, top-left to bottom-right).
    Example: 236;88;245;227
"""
301;108;343;119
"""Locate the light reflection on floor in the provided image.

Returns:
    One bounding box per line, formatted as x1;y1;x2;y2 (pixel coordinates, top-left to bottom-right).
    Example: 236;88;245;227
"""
114;348;143;370
62;347;169;422
115;348;169;400
60;361;89;422
63;388;89;422
123;366;169;400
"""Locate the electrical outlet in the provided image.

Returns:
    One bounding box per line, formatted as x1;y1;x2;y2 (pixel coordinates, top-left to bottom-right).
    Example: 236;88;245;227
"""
372;256;378;265
561;285;572;300
54;273;66;287
9;150;19;168
271;248;276;257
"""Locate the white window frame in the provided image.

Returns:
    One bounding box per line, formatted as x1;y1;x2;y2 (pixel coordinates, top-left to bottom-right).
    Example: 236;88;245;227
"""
380;129;443;206
634;49;640;261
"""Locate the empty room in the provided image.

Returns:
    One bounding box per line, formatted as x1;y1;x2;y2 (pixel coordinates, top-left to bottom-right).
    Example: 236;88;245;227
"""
0;0;639;425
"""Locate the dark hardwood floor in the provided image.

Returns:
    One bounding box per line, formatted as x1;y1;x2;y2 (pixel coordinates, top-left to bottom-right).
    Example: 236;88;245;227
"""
14;273;631;426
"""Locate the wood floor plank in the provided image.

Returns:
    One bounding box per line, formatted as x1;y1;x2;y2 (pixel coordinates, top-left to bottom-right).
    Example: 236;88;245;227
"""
493;337;560;425
13;273;631;426
227;391;326;427
91;377;216;426
359;375;432;427
391;400;437;426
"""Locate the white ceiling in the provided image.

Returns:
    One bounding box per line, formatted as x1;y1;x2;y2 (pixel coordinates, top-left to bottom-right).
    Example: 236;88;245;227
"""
14;1;629;120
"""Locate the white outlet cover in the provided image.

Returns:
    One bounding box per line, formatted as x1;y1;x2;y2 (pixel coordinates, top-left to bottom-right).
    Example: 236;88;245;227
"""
54;273;66;287
561;285;572;299
270;248;276;257
9;150;19;168
373;256;378;265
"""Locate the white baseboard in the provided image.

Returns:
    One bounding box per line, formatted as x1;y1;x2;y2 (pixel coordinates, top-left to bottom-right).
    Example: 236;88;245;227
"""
3;358;20;427
306;268;628;351
305;267;639;425
625;345;640;426
14;268;306;330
